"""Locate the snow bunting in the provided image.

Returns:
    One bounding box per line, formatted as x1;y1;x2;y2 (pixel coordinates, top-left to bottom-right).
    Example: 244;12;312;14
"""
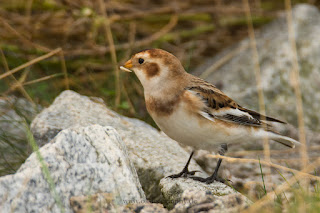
120;49;299;183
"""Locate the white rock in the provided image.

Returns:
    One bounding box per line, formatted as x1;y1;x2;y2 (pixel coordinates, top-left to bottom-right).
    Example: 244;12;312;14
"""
0;125;145;213
0;97;41;175
30;90;206;202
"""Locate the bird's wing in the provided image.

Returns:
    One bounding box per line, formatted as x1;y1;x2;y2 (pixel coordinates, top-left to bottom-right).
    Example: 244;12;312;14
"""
186;77;285;127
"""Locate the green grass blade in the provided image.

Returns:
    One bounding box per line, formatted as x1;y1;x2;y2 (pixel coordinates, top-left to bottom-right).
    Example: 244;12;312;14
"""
24;120;65;213
259;156;267;195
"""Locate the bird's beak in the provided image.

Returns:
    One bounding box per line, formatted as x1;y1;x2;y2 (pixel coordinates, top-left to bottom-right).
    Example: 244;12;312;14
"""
120;59;133;72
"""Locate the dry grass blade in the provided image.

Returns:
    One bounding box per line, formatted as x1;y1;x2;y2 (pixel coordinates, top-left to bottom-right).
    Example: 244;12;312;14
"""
4;73;63;95
242;0;271;173
122;83;136;115
59;51;69;90
22;74;64;86
228;145;320;157
0;47;34;104
207;154;320;181
243;158;320;212
0;48;61;80
1;70;57;96
270;156;319;163
98;0;121;106
199;44;248;79
284;0;308;169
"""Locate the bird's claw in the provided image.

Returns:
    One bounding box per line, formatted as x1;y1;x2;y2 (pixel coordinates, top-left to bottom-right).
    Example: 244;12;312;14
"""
187;170;201;176
189;175;227;184
167;170;201;179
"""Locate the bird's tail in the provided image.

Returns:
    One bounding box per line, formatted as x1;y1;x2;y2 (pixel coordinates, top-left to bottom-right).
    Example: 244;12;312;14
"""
269;133;300;148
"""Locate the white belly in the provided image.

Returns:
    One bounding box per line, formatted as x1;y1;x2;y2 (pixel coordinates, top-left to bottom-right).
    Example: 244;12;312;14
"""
150;103;255;151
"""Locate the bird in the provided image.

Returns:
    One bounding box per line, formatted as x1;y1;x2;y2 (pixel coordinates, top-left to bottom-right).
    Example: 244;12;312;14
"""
120;48;300;184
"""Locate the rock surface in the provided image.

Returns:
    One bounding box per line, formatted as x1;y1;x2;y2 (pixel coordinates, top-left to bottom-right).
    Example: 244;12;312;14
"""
194;4;320;133
70;193;168;213
0;97;41;175
31;90;206;202
0;125;145;213
160;178;250;212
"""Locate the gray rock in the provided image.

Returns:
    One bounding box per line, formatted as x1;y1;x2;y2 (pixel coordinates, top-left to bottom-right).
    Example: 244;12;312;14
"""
70;192;168;213
0;125;145;213
160;178;250;212
122;203;168;213
30;90;206;202
0;97;41;176
172;190;250;213
70;193;168;213
70;193;120;213
194;4;320;133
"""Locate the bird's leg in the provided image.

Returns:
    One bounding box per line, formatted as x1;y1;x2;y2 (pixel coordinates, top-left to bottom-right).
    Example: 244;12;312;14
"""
167;151;200;178
189;144;228;184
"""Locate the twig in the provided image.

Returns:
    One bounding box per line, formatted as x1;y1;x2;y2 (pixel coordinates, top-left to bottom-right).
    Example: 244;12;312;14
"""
0;47;34;104
114;14;179;47
22;74;64;86
199;44;248;79
0;48;62;80
59;50;69;90
121;83;136;115
206;154;320;181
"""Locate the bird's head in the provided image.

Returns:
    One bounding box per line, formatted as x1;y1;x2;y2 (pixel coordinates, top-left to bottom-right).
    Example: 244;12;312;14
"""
120;49;186;92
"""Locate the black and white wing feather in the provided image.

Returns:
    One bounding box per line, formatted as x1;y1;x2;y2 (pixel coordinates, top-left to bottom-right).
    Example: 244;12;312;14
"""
186;77;286;128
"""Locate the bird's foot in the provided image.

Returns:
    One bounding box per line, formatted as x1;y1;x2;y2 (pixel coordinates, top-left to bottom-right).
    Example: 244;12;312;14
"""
167;151;200;178
189;174;229;184
167;168;201;179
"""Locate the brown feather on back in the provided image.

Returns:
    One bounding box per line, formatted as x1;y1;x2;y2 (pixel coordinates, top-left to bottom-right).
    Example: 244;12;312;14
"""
186;76;286;125
187;76;238;110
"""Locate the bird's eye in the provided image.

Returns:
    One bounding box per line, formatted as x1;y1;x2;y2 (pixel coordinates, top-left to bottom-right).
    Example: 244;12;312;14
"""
138;58;144;64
